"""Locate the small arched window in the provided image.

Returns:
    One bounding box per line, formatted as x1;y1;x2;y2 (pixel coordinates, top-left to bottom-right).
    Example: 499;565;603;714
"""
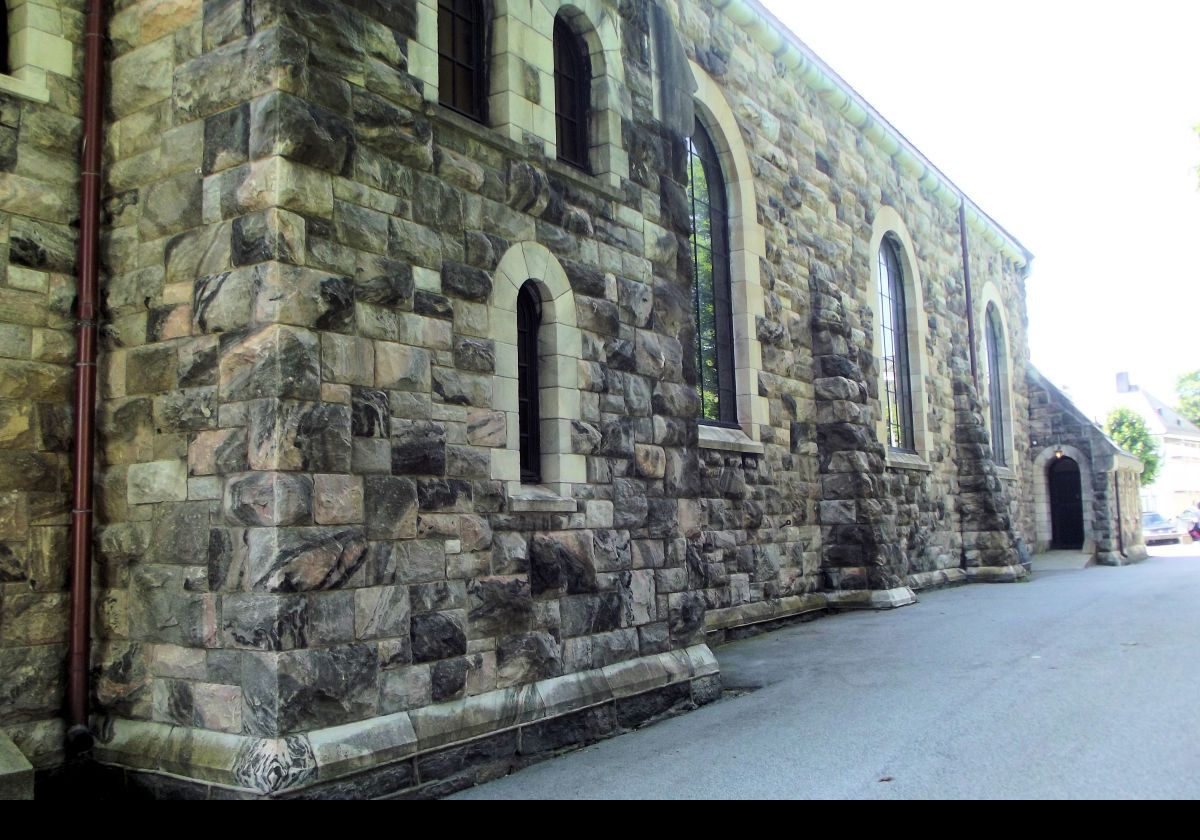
878;237;915;452
688;117;736;425
553;16;590;171
438;0;486;122
985;303;1008;466
516;282;542;484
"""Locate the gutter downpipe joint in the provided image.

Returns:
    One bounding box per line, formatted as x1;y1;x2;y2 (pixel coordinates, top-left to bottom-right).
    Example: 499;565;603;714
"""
67;0;106;757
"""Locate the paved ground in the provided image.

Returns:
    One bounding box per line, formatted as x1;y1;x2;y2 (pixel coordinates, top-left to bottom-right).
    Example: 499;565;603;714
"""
456;546;1200;799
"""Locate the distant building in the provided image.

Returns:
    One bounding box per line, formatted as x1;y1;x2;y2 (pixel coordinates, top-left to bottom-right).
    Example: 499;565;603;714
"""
1112;373;1200;517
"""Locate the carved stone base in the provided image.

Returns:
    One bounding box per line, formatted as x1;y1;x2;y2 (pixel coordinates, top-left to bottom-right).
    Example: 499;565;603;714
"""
77;646;719;799
907;569;968;591
965;565;1029;583
826;587;918;610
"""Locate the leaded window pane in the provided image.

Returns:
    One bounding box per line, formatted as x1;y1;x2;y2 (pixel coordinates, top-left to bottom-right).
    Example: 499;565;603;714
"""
986;305;1007;466
878;239;915;451
687;119;736;425
438;0;485;122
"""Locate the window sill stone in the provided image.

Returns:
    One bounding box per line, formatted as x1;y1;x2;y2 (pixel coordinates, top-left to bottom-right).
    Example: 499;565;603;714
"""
995;466;1018;482
885;450;933;472
506;484;577;513
698;424;764;455
0;72;49;104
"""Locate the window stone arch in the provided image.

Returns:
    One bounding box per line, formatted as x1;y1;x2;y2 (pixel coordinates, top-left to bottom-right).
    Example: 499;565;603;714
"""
687;60;769;449
490;241;583;504
867;206;931;467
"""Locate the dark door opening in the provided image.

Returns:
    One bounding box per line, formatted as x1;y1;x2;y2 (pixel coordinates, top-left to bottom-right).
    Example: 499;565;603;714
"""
1048;456;1085;550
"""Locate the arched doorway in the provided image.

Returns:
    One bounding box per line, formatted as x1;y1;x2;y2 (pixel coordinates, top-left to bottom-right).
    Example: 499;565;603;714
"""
1048;457;1085;550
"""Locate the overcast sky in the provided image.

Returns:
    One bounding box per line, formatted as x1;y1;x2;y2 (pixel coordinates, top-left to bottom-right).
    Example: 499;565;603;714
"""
759;0;1200;422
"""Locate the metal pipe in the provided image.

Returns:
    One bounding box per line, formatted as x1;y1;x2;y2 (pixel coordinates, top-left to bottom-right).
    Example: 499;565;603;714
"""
959;200;978;387
67;0;106;755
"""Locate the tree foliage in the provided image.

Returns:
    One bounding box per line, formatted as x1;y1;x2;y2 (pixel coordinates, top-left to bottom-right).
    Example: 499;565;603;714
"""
1105;407;1161;486
1175;369;1200;427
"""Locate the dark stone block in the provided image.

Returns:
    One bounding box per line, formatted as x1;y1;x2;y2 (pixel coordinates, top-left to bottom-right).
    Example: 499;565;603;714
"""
416;478;472;512
363;476;417;539
414;289;453;320
391;420;446;475
496;631;562;685
519;705;618;755
411;611;467;663
279;759;416;800
615;681;693;730
415;731;518;784
453;337;495;373
440;261;492;302
467;577;533;636
203;103;249;174
431;656;468;702
250;91;354;174
355;256;414;307
352;388;390;438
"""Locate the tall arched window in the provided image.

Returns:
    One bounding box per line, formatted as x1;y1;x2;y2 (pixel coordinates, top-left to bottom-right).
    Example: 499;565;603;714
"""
985;303;1008;466
688;117;735;425
878;237;915;452
553;15;590;171
438;0;485;122
516;281;542;484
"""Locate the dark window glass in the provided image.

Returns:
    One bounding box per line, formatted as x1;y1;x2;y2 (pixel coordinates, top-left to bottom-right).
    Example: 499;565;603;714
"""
878;238;915;451
517;282;542;484
553;16;590;171
1;13;8;74
986;304;1007;466
687;118;736;425
438;0;485;121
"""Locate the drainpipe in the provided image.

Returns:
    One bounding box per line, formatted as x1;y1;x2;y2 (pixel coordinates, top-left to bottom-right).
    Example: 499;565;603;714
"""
958;200;978;387
67;0;106;755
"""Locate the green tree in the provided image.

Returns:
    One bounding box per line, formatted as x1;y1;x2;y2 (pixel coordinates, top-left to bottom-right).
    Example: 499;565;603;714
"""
1105;408;1161;486
1175;370;1200;427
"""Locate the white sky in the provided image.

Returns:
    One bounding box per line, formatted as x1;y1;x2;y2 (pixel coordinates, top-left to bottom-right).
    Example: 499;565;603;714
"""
759;0;1200;423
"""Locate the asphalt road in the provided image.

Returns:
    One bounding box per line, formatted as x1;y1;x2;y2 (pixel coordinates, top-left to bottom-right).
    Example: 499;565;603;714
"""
455;546;1200;799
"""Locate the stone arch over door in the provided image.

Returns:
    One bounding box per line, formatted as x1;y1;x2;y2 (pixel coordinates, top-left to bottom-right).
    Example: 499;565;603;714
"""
490;241;584;498
1032;444;1096;553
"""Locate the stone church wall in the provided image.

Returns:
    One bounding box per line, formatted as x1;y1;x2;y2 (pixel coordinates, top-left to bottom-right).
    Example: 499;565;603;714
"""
0;0;1041;794
0;0;84;770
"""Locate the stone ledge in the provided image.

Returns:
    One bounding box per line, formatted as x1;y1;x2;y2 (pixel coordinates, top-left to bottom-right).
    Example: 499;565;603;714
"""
965;565;1029;583
0;729;34;800
88;645;718;798
698;424;765;454
907;568;968;592
0;72;50;104
826;587;918;610
884;450;933;472
705;594;828;633
506;485;577;513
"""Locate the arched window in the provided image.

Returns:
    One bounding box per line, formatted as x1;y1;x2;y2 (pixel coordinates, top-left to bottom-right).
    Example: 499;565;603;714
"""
878;237;915;452
438;0;485;122
553;15;590;171
688;117;735;425
516;281;542;484
985;303;1008;466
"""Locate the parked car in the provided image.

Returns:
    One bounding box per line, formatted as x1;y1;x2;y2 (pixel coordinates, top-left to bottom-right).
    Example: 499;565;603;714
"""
1142;512;1187;545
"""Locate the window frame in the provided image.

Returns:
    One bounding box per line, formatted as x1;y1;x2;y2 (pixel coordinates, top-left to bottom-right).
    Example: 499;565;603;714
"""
985;303;1008;467
553;15;591;173
687;115;738;428
516;281;543;485
437;0;487;123
878;237;916;453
